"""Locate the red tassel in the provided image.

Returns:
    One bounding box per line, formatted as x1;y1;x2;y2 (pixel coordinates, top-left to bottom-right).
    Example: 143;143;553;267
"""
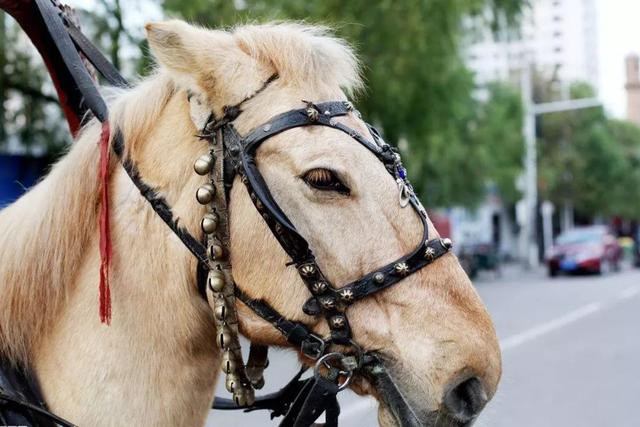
98;121;112;325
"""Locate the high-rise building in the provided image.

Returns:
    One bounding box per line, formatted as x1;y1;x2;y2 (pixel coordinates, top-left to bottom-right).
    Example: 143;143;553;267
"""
465;0;599;91
625;54;640;126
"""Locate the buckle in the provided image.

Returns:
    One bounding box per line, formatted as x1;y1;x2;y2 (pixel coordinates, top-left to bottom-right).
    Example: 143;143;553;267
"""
300;334;326;360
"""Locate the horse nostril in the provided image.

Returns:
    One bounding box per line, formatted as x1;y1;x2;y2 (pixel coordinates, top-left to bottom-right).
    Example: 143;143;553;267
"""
442;376;488;422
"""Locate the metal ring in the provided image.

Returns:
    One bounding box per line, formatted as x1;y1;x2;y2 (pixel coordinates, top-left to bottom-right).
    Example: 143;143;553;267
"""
314;352;354;391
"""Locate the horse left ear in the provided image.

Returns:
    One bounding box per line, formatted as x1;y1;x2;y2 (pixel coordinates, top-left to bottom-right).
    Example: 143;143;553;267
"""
145;20;200;74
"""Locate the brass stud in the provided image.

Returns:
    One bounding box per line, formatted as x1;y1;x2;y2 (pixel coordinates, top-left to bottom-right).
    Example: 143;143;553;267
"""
306;107;319;121
275;223;283;234
339;289;354;303
225;373;239;393
194;153;214;175
425;247;436;261
208;244;224;260
217;327;232;349
208;271;226;292
196;184;215;204
394;262;409;276
233;387;255;407
320;296;336;310
255;200;264;211
299;264;316;277
201;213;219;234
221;351;237;374
311;281;328;294
330;315;346;329
373;272;385;284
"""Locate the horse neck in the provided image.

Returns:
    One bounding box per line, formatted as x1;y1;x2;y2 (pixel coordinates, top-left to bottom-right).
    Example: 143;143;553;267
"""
0;125;102;363
29;87;219;425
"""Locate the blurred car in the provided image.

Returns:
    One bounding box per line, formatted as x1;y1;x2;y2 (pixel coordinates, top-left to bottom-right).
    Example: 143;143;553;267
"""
546;226;622;277
459;243;500;279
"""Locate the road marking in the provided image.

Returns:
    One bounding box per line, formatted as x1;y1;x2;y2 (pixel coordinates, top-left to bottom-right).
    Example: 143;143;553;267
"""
501;285;640;352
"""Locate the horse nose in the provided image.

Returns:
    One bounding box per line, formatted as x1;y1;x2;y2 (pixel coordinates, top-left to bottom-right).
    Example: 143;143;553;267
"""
442;376;489;423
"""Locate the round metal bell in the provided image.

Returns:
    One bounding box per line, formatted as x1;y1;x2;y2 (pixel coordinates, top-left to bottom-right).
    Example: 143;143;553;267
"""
208;271;226;292
201;213;219;234
194;153;214;175
233;387;255;407
214;299;227;321
216;327;232;349
225;373;239;393
208;244;224;260
196;184;215;204
221;351;237;374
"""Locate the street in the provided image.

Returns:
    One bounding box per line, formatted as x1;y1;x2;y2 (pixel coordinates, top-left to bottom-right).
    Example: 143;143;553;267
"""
207;266;640;427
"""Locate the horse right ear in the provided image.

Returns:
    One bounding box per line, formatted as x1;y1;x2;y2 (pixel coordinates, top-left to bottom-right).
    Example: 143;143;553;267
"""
145;21;200;74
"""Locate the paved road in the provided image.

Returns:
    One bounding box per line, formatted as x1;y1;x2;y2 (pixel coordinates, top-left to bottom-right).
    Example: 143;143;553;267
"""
207;266;640;427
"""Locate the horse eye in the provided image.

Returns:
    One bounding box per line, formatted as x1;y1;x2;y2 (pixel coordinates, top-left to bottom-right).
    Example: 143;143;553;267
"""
302;168;350;195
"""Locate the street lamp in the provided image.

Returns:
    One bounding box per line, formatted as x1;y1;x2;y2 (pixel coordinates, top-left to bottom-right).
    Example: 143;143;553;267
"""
519;61;601;268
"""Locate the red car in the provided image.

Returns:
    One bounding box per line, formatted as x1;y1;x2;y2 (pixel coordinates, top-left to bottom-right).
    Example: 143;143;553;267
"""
546;226;622;276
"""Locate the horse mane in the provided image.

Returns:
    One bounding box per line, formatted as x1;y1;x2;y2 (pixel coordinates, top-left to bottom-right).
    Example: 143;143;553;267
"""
0;73;175;364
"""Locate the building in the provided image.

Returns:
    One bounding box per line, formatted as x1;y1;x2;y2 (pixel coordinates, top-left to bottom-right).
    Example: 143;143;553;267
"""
625;54;640;126
466;0;599;92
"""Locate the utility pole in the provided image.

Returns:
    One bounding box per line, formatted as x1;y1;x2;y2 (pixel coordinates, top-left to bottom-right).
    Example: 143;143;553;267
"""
519;60;601;269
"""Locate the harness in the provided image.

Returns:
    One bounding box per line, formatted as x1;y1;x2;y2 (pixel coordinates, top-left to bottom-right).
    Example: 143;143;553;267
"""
0;1;452;426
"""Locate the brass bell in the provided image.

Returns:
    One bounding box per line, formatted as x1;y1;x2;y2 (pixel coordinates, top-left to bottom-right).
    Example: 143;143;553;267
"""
373;272;385;285
196;184;215;204
208;271;226;292
201;213;219;234
225;373;239;393
233;387;255;407
208;244;224;260
221;351;237;374
214;298;227;321
194;153;214;175
216;327;232;349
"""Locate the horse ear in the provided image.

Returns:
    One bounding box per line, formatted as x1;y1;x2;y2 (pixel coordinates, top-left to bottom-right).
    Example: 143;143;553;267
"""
145;21;199;74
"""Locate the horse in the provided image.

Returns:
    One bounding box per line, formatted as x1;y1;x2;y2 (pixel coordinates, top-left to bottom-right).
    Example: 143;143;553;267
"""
0;21;501;426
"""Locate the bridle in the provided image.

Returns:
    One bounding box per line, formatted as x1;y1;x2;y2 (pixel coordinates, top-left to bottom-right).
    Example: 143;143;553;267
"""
0;2;452;426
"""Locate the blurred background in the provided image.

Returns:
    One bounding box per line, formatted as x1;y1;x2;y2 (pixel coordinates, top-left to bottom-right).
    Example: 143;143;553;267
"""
1;0;640;426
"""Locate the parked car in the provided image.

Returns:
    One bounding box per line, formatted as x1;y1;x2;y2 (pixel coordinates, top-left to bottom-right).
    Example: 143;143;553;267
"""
546;226;622;277
459;243;500;279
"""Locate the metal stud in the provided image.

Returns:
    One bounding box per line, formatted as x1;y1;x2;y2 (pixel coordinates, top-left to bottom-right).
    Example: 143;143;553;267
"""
233;387;255;407
440;238;453;250
225;373;239;393
196;184;215;204
311;281;328;294
263;124;272;132
320;296;336;310
324;110;331;116
217;327;232;349
208;244;224;260
255;200;264;211
201;213;219;234
221;351;237;374
194;153;214;175
306;107;319;121
373;272;385;285
424;247;436;261
208;271;226;292
330;314;346;329
329;118;337;126
342;100;354;111
339;289;354;303
394;262;409;276
299;264;316;278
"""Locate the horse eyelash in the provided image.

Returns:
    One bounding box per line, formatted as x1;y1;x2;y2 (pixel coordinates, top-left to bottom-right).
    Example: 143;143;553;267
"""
302;168;350;195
